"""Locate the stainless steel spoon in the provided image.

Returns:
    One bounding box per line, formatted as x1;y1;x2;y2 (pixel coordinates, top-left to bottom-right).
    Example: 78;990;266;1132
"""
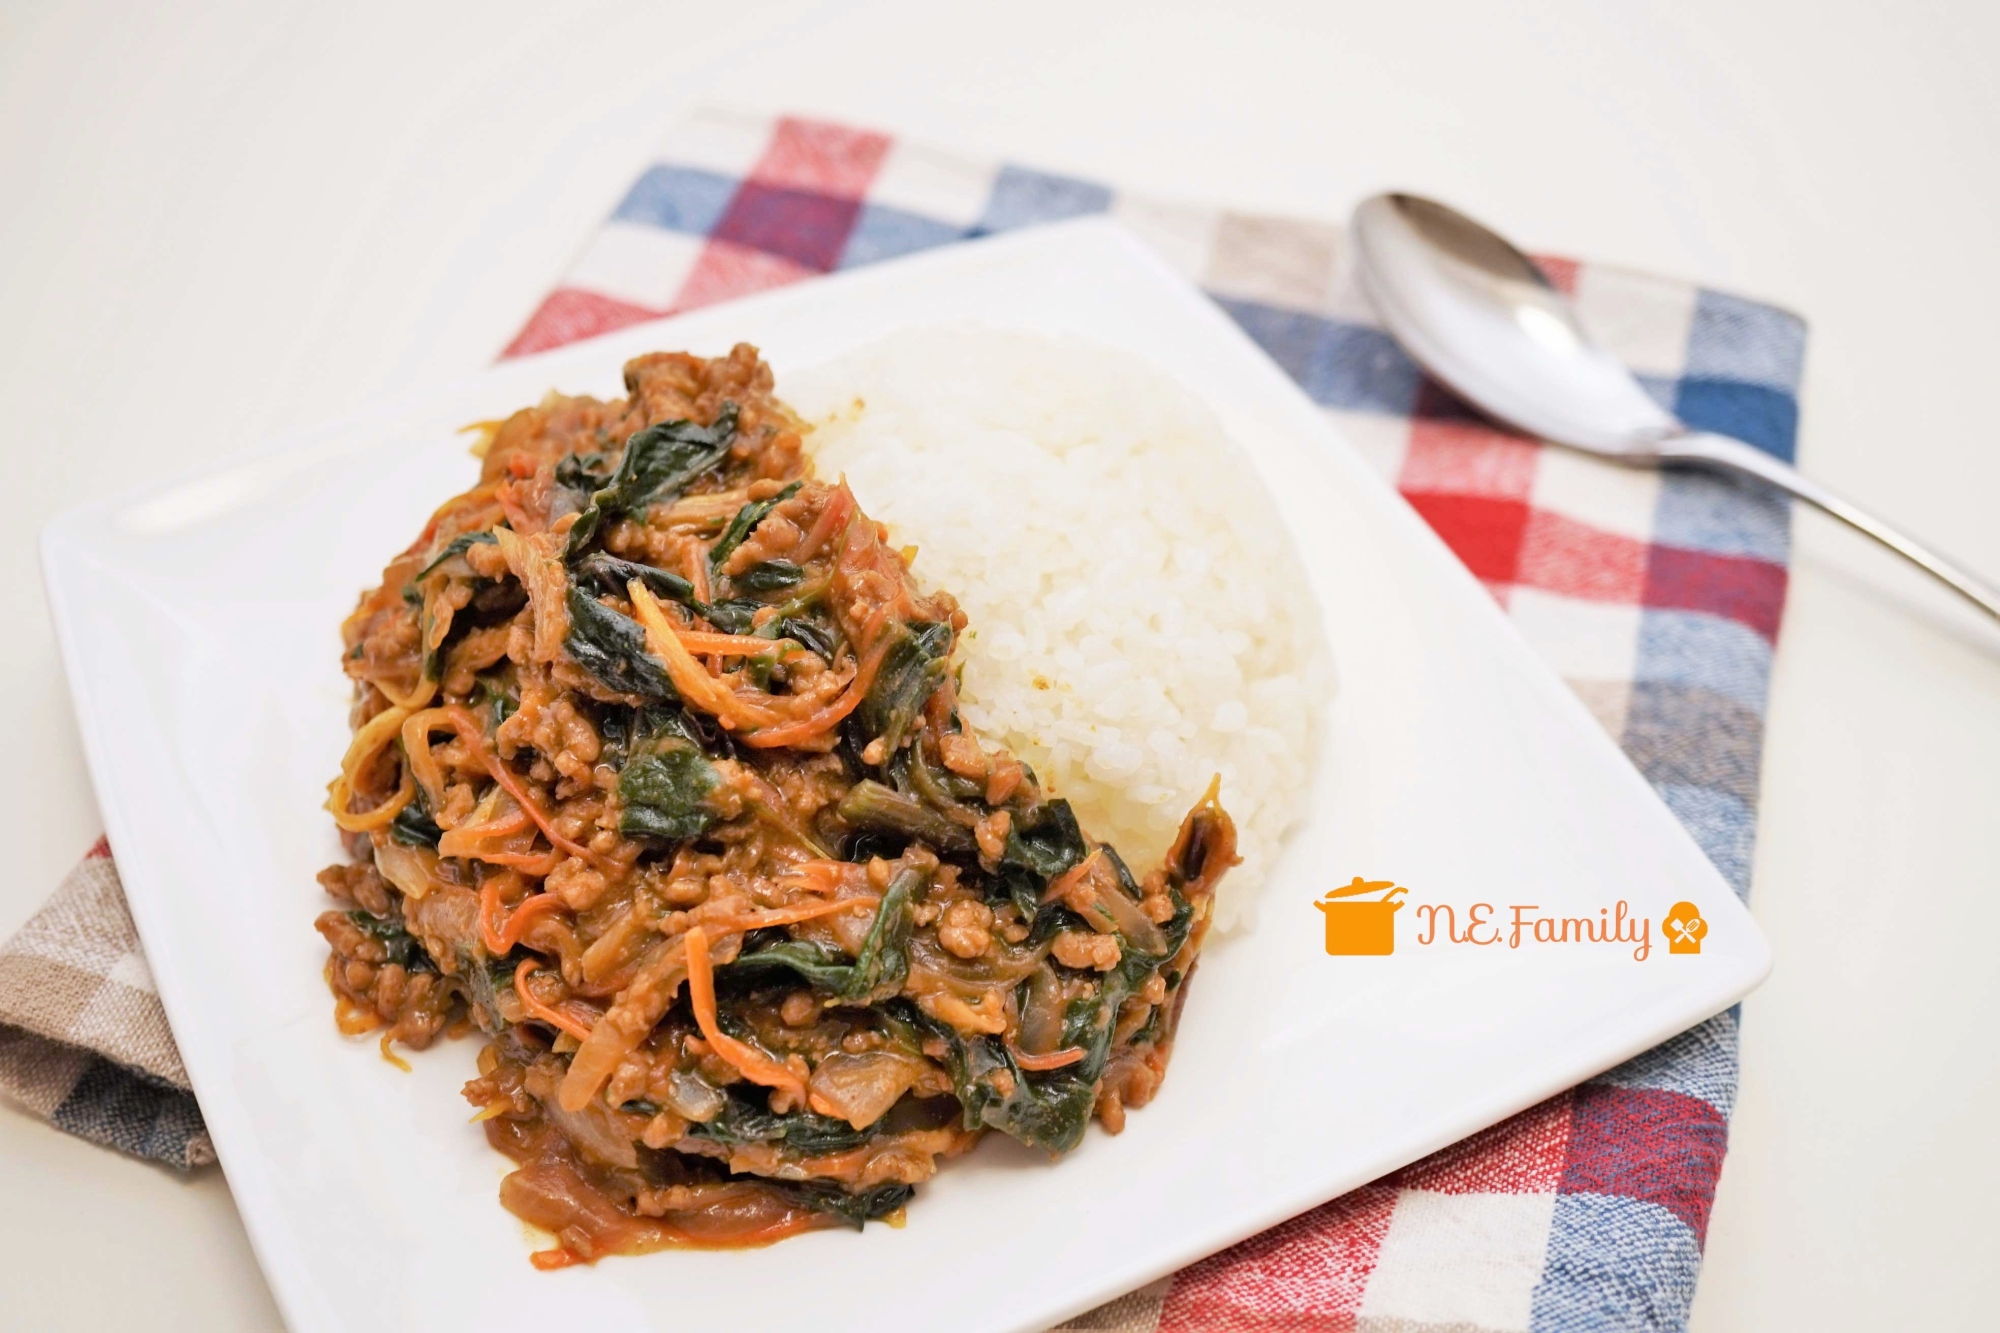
1349;192;2000;621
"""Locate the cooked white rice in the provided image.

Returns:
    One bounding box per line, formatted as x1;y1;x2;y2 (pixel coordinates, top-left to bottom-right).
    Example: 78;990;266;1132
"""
791;328;1330;930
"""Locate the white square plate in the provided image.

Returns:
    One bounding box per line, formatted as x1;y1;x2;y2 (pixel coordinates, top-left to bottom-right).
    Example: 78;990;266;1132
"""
42;219;1766;1333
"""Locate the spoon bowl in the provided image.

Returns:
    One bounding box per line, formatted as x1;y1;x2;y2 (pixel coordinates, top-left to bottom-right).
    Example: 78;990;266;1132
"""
1348;192;2000;621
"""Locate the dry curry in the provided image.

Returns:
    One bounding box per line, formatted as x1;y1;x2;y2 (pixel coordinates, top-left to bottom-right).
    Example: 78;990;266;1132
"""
316;345;1236;1265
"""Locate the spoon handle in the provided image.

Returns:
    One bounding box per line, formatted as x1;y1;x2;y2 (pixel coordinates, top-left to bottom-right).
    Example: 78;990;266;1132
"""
1659;431;2000;622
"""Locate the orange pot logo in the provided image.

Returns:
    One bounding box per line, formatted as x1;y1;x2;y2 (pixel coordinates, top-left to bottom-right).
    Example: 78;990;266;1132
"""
1314;877;1408;955
1665;901;1707;955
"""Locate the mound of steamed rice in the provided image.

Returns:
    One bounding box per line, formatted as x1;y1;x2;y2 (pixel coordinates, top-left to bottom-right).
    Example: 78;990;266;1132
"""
791;328;1330;931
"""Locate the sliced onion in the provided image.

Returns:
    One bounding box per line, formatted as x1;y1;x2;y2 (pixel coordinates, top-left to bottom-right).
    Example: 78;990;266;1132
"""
541;1095;640;1170
908;934;1046;995
1016;963;1065;1057
662;1069;726;1124
373;840;439;901
1090;875;1168;956
807;1051;924;1129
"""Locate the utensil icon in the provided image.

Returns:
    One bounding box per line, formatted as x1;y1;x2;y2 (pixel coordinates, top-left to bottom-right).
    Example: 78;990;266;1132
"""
1665;901;1708;955
1316;878;1407;955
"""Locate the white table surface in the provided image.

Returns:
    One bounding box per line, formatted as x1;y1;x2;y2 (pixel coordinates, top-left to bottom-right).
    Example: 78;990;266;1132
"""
3;1;1996;1329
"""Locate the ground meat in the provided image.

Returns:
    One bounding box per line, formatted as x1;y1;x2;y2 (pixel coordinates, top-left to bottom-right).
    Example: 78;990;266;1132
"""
1052;929;1122;972
939;732;988;779
316;861;391;917
937;900;994;960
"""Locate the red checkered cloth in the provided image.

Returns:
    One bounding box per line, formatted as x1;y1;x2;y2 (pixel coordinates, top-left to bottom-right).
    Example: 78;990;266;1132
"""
2;107;1801;1331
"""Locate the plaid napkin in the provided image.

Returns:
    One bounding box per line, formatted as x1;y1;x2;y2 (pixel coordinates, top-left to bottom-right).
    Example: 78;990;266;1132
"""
2;107;1802;1330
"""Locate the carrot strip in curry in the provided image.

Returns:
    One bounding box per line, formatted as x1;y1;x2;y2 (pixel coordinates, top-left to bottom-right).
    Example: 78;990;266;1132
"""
480;881;570;956
673;630;807;658
736;636;892;749
514;965;597;1043
703;895;880;935
628;583;780;731
683;925;808;1104
440;704;596;862
792;480;853;562
1009;1044;1088;1072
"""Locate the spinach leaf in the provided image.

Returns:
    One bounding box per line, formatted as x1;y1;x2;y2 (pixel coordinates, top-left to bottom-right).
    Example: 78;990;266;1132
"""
574;552;698;606
472;674;519;729
903;1003;1097;1155
565;403;739;556
684;1088;873;1155
770;1180;913;1230
839;867;920;1001
774;616;836;661
388;800;443;850
708;481;801;574
617;737;718;842
904;853;1195;1157
347;911;434;973
465;956;519;1034
701;599;761;635
564;586;676;699
997;798;1087;922
858;620;954;755
724;868;922;1002
727;938;856;990
837;781;976;856
413;530;498;582
553;450;614;496
737;559;804;593
574;553;764;637
595;701;702;765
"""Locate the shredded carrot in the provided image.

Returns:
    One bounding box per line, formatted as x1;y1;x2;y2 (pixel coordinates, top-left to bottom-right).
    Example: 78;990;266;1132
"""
494;891;569;953
1009;1043;1087;1072
705;895;879;935
472;847;564;876
628;583;779;731
683;926;809;1104
530;1246;586;1271
438;787;535;859
793;480;853;562
472;876;560;948
776;859;849;897
686;545;713;607
673;630;807;658
736;635;892;750
478;879;512;954
514;965;596;1043
378;1032;413;1072
635;569;888;749
441;705;596;862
